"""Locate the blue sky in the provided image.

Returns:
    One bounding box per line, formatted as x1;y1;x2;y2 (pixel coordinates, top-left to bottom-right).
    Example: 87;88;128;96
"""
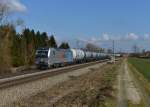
8;0;150;52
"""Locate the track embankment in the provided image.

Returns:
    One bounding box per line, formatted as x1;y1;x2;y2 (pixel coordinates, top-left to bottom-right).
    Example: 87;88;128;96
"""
0;61;108;107
0;60;108;89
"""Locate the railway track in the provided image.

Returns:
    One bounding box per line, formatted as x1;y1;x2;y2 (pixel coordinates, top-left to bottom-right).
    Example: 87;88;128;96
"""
0;59;109;89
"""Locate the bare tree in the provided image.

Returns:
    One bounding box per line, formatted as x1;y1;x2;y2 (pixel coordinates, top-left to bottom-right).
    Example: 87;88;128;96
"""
107;48;113;54
132;44;140;53
0;1;26;73
85;43;103;52
0;3;12;73
0;3;8;25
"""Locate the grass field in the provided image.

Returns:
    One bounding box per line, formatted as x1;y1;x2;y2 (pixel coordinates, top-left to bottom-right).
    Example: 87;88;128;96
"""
128;57;150;81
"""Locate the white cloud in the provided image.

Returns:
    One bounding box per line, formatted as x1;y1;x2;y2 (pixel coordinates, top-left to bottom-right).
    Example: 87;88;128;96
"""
77;37;100;45
78;33;150;46
125;33;139;40
77;38;88;43
0;0;27;12
101;33;110;41
143;34;150;40
100;33;122;41
91;37;97;43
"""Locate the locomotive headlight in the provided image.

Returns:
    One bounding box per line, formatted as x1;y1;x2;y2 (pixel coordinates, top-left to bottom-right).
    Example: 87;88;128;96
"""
40;58;48;63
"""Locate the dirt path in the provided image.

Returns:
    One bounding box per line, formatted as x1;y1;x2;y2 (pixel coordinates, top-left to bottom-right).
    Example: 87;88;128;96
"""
117;59;148;107
117;62;128;107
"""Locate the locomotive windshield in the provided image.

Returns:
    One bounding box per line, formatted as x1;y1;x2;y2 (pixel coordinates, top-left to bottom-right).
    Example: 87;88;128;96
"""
35;50;48;58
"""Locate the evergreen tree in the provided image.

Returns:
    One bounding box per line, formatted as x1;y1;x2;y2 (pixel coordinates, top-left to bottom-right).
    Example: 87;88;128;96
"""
35;31;48;48
11;33;24;66
35;31;41;48
48;35;57;48
40;32;48;47
21;28;36;65
59;42;70;49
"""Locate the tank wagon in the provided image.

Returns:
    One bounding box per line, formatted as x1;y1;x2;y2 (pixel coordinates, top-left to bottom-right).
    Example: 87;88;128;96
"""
35;47;108;69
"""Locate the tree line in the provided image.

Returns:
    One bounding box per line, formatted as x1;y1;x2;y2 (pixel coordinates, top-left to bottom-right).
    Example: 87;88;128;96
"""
0;25;70;74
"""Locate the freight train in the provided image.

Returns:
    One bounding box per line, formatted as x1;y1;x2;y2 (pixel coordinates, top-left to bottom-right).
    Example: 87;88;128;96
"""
35;47;109;69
